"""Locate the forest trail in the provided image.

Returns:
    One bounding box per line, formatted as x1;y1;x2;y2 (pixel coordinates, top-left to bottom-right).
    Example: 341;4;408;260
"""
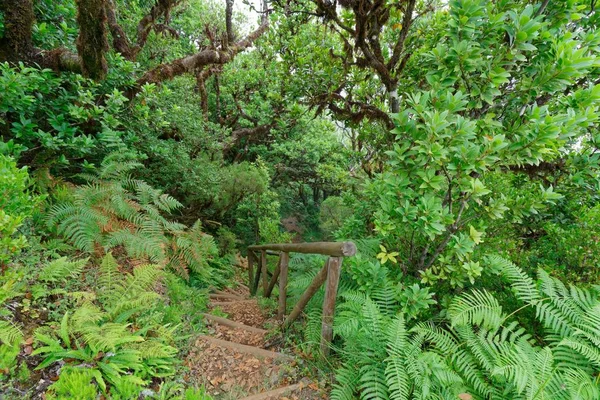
184;258;325;400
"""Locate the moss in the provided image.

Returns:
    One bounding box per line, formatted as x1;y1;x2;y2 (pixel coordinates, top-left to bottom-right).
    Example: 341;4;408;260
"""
75;0;108;80
0;0;35;62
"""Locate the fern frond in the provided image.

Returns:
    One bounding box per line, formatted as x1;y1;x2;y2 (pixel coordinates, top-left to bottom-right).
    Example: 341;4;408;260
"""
485;255;540;304
386;315;407;357
448;289;503;330
0;320;23;346
557;339;600;369
385;356;410;400
39;257;88;282
358;361;389;400
80;323;144;353
331;363;361;400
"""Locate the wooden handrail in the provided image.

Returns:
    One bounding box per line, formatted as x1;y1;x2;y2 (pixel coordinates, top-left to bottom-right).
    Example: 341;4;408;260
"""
248;241;357;257
247;241;356;356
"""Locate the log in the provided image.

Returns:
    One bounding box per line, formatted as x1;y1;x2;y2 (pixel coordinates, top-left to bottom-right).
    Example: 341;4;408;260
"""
320;257;342;355
202;313;268;334
283;260;329;328
196;335;292;360
265;253;282;298
249;241;357;257
261;250;268;295
210;299;256;306
278;252;289;320
209;293;245;301
238;382;306;400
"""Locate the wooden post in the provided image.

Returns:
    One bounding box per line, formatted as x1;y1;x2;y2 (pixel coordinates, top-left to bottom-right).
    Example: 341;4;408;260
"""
283;259;329;328
278;252;289;320
261;250;268;296
265;253;282;298
248;250;255;293
320;257;342;356
251;252;261;295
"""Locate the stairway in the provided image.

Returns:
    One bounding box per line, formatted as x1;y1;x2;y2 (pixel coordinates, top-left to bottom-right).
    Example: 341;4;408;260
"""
185;285;322;399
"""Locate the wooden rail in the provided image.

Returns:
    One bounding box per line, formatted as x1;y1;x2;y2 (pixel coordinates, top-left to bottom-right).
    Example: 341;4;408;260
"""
247;241;356;355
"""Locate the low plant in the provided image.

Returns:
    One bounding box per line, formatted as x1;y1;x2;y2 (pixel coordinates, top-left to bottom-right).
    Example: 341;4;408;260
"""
330;256;600;400
33;253;180;397
46;153;220;281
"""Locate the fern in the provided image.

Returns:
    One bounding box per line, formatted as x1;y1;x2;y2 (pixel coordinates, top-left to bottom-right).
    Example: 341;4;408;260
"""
48;158;217;280
329;256;600;399
486;255;540;304
331;364;361;400
0;320;23;347
36;254;180;397
448;289;503;330
38;257;88;282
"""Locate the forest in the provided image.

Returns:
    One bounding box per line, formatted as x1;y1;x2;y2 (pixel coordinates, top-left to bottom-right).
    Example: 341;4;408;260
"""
1;0;600;398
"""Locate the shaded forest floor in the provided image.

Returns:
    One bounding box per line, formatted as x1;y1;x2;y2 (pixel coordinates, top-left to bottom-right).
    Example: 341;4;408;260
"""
184;259;327;399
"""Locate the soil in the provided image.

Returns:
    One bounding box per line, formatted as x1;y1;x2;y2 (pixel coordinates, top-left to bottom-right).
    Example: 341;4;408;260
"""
186;261;328;399
209;299;268;328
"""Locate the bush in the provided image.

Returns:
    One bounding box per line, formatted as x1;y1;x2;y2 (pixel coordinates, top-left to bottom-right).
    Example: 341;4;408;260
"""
216;227;237;256
0;155;40;267
319;196;353;239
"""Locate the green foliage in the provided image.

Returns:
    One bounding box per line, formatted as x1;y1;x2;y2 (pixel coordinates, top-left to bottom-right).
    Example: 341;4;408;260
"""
5;0;600;398
319;196;353;239
0;63;132;166
530;204;600;283
215;227;237;256
45;367;98;400
0;155;40;266
46;153;222;281
357;0;600;287
330;256;600;399
33;253;179;397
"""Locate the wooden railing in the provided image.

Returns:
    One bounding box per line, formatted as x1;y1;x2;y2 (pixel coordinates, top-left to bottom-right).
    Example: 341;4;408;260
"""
247;241;356;355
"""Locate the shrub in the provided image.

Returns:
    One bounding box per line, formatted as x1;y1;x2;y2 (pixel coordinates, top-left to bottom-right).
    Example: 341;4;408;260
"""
46;153;219;281
319;196;353;239
0;155;40;267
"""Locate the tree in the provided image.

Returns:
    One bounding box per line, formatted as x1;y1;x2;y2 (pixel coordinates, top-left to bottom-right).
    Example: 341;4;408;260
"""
369;0;600;286
0;0;269;89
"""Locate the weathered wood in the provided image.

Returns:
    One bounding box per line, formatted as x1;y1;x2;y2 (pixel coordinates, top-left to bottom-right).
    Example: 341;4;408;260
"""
238;382;306;400
283;260;329;328
261;250;268;295
252;252;261;295
265;253;282;298
320;257;342;355
249;241;357;257
203;313;268;334
210;299;256;306
209;293;245;301
196;335;292;360
248;251;254;291
278;252;289;320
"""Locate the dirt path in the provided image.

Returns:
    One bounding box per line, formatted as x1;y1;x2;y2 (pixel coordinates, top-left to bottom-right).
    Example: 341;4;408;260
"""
184;265;326;399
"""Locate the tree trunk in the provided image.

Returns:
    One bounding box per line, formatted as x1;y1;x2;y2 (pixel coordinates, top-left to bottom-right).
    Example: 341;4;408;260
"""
0;0;81;72
389;83;399;114
76;0;109;80
0;0;36;63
